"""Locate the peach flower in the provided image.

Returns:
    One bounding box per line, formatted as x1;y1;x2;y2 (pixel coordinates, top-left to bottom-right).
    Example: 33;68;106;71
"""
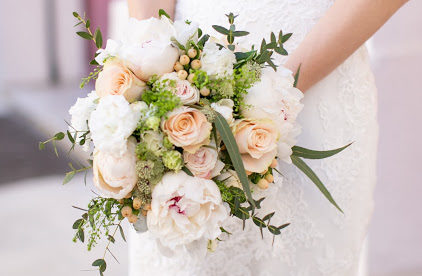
95;59;146;103
161;107;212;153
183;145;225;179
233;119;279;173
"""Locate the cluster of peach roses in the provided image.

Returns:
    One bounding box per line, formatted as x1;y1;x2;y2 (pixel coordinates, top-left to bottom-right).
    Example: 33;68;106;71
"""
67;14;303;254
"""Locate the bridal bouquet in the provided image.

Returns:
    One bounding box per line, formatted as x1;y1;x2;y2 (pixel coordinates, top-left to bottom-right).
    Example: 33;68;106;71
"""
40;10;349;274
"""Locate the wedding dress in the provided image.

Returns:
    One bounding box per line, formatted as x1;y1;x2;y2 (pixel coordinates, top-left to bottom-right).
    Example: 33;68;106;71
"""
128;0;378;275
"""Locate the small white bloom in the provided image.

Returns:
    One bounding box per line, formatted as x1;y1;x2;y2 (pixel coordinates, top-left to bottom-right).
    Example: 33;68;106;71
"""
159;72;200;104
173;20;199;46
211;99;234;125
122;16;176;45
201;41;236;78
147;171;229;250
242;67;304;163
95;39;122;65
93;137;138;199
89;95;141;157
68;91;99;151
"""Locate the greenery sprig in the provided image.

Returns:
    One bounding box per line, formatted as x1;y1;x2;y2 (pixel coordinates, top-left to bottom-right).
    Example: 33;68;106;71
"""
212;13;250;51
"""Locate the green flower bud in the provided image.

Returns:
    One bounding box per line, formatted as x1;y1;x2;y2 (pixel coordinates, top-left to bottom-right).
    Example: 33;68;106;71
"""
163;136;174;149
162;150;183;171
145;116;161;131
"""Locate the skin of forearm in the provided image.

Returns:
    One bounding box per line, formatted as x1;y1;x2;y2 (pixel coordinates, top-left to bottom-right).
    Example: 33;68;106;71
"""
284;0;409;92
127;0;176;20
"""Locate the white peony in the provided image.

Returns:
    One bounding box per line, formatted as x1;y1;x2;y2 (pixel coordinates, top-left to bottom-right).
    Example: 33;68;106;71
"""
242;67;304;163
89;95;141;157
158;72;200;104
93;137;138;199
68;91;99;151
211;99;234;125
147;171;229;250
122;16;176;45
201;41;236;78
173;20;199;46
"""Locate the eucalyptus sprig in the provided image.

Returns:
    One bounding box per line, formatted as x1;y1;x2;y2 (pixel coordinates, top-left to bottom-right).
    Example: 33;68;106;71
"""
38;132;65;157
212;13;249;51
254;30;293;70
73;11;103;50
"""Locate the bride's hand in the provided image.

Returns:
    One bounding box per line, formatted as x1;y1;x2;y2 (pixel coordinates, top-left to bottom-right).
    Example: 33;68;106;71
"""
285;0;409;92
127;0;176;20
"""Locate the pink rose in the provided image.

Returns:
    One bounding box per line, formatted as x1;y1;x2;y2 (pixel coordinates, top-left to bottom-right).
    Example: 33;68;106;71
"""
183;146;225;179
233;119;279;173
159;73;199;105
162;107;212;153
95;59;146;103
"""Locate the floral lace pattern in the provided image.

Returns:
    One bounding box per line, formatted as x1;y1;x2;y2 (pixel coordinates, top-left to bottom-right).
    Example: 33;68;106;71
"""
129;0;378;275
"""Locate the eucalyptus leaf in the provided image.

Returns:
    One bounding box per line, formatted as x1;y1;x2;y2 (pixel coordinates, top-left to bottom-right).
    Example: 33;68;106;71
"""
233;31;249;37
212;25;230;35
292;143;352;159
293;64;301;88
291;156;343;213
282;33;293;43
77;31;92;40
182;166;193;176
92;259;105;267
214;112;255;208
94;28;102;48
118;224;126;242
63;171;76;185
158;9;171;19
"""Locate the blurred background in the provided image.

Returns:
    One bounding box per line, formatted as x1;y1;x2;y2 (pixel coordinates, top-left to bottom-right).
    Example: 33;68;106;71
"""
0;0;420;275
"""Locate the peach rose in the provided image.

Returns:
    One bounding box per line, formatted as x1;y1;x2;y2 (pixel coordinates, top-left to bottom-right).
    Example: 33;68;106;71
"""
162;107;212;153
183;145;225;179
233;119;279;173
95;59;146;103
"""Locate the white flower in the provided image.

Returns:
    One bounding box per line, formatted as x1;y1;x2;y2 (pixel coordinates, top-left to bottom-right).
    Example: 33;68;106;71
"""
68;91;99;151
95;39;122;65
201;41;236;78
242;67;304;163
211;99;234;125
89;95;141;157
183;145;225;179
173;20;199;46
147;171;229;250
122;17;176;45
93;137;138;199
159;72;199;104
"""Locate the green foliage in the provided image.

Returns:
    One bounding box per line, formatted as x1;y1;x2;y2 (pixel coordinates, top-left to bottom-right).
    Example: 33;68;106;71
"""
192;70;210;89
231;62;261;115
212;13;249;52
292;143;352;159
80;66;102;88
38;131;65;157
158;9;171;19
141;78;181;119
253;30;292;70
73;11;103;49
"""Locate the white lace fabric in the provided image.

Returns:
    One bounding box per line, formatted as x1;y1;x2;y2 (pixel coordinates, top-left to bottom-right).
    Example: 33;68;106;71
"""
129;1;378;275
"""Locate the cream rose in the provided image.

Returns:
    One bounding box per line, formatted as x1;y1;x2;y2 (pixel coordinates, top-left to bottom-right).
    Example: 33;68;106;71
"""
183;145;225;179
161;107;212;153
95;59;146;103
159;73;199;104
234;119;279;173
93;137;138;199
147;171;229;249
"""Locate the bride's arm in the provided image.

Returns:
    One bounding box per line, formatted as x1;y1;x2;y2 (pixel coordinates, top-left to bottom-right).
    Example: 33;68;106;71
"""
127;0;176;20
285;0;409;92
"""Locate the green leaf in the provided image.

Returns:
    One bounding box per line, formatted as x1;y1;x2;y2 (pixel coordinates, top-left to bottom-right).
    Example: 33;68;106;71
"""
281;33;292;43
90;58;99;65
292;143;352;159
214;112;255;208
275;47;288;55
268;225;281;235
92;259;106;267
72;12;79;18
94;28;102;48
252;216;266;228
158;9;171;19
67;130;75;143
212;25;230;35
85;19;90;28
293;64;301;88
291;156;343;213
197;28;202;38
107;235;115;243
77;31;93;40
198;34;210;47
54;132;65;140
170;37;186;51
227;44;235;51
78;228;85;242
72;218;83;229
63;171;76;185
38;142;45;150
262;212;275;221
182;166;193;176
118;224;126;242
278;223;290;230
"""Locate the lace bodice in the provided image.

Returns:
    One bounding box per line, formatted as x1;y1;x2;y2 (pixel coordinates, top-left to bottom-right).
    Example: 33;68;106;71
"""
128;1;378;275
